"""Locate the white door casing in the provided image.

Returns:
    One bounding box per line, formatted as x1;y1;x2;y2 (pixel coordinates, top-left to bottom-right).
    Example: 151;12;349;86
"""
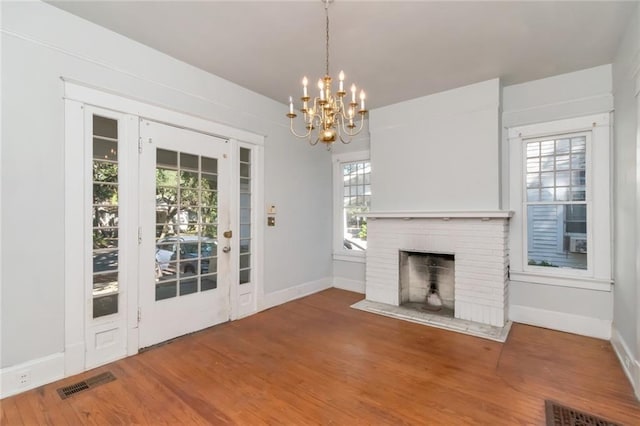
64;81;263;376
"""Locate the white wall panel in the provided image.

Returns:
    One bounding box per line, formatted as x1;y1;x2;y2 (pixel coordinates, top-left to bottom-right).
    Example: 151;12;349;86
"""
369;79;501;212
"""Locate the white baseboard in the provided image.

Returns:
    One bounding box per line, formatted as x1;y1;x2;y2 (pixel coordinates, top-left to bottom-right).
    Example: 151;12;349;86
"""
509;304;612;340
333;278;365;294
0;352;65;399
611;327;640;400
259;277;332;311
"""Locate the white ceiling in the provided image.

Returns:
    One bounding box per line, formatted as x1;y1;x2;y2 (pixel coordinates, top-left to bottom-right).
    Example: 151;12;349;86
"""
48;0;636;109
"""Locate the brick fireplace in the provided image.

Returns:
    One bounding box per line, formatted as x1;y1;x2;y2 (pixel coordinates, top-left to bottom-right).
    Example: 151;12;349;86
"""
364;212;512;328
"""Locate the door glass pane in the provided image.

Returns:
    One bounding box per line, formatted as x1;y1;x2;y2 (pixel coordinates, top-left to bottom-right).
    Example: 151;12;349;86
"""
239;148;252;284
93;294;118;318
155;149;219;300
92;115;119;318
156;281;177;301
239;269;250;285
201;274;217;291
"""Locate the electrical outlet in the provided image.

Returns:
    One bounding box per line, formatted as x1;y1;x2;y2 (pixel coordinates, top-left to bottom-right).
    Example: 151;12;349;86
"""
17;370;30;387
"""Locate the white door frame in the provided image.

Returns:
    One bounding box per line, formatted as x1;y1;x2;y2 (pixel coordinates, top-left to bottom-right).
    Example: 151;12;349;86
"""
63;80;264;375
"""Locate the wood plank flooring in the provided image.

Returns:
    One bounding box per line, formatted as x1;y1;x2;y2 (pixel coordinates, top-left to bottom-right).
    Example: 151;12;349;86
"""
1;289;638;425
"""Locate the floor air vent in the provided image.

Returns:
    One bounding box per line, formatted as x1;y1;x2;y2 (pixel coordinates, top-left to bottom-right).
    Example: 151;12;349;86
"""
545;400;622;426
57;371;116;399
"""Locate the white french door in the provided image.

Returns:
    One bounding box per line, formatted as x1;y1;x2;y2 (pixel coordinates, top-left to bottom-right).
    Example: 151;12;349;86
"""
67;83;262;376
138;120;232;348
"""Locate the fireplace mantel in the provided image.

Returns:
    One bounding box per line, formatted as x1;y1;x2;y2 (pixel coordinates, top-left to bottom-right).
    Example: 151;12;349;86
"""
365;211;514;219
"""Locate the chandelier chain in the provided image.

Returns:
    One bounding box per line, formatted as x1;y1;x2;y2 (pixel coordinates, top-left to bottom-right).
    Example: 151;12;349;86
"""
325;2;330;76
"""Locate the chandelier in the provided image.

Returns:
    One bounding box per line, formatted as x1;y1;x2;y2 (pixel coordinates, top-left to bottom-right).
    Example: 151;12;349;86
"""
287;0;368;148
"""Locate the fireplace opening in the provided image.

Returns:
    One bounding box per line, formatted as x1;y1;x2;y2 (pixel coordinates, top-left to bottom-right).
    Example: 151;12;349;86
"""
399;251;455;318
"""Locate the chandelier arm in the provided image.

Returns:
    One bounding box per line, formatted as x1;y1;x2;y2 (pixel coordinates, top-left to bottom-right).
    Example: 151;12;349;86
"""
334;115;351;144
339;133;353;144
341;115;366;137
289;119;314;139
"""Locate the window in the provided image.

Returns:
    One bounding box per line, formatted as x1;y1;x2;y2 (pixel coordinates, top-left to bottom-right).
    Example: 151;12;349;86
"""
333;151;370;260
508;113;611;288
525;134;588;270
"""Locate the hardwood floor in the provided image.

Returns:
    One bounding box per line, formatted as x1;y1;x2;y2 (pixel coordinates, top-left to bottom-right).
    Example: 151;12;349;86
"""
1;289;638;425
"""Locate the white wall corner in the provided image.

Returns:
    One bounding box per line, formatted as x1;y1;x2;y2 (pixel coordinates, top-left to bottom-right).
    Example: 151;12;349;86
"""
258;277;332;311
611;327;640;400
0;353;65;399
333;278;365;294
509;304;612;340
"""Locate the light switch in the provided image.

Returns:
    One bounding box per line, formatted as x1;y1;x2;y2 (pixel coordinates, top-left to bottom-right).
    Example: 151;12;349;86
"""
267;204;277;215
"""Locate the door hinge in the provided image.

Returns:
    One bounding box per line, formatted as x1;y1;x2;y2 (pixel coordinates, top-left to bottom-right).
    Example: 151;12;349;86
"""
138;137;143;153
138;227;142;244
137;308;141;323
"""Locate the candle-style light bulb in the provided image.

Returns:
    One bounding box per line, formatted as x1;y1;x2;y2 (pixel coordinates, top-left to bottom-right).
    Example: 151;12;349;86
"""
351;84;356;103
302;76;308;98
359;90;366;110
318;79;325;100
338;71;345;93
289;96;294;114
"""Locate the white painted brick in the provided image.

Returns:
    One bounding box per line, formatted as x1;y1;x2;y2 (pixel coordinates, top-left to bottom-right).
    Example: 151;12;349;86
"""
365;217;510;327
366;285;399;305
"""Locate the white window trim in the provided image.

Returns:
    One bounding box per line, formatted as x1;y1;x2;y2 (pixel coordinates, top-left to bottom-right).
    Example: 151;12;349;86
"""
332;150;370;263
507;113;612;290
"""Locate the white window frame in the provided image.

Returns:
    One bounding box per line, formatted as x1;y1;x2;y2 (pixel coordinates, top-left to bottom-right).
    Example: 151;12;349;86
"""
332;150;370;263
507;113;612;290
522;131;591;272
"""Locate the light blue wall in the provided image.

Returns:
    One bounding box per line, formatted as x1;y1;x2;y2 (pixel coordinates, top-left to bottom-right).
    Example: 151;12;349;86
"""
1;1;332;368
612;4;639;361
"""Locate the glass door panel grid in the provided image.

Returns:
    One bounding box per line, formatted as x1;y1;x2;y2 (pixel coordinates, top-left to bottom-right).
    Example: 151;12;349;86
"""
239;147;251;284
92;115;120;318
155;148;219;301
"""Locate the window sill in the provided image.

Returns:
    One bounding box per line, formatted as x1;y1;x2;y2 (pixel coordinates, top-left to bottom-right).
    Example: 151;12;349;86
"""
333;252;366;264
510;271;612;292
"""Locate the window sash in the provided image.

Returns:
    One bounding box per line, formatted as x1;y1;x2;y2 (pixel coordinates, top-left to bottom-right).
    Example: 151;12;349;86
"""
522;132;590;272
333;152;370;259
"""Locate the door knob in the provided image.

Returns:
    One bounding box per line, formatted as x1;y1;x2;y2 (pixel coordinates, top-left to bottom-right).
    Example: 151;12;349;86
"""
222;246;231;253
